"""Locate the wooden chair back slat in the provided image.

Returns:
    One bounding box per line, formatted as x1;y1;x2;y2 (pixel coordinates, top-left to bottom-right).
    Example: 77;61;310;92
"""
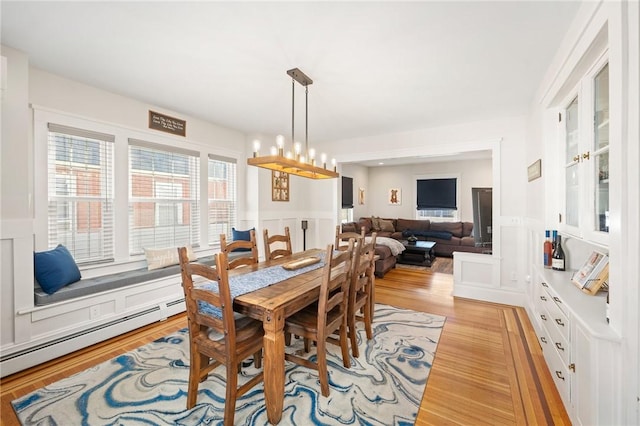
220;229;259;270
263;226;293;260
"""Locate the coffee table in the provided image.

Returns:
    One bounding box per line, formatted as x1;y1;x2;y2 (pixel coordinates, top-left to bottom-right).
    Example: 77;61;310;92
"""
399;240;436;267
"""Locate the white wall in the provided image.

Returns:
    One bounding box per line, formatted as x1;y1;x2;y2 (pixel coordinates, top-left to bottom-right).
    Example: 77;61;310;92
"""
341;163;368;220
363;159;492;222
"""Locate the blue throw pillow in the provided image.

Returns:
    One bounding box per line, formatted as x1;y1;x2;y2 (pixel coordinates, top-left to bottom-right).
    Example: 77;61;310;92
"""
231;227;254;252
34;244;82;295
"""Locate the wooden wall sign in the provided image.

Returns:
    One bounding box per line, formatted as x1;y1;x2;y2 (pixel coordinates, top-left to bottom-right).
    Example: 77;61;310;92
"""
149;110;186;137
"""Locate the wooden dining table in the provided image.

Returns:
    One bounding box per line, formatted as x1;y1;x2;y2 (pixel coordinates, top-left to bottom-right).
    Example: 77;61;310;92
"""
229;248;327;425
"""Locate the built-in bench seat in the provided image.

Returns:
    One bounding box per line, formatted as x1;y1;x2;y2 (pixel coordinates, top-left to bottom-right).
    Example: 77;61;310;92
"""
34;255;220;306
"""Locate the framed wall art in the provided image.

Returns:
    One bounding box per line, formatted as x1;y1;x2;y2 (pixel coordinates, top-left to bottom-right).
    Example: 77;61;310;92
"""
272;171;289;201
388;188;401;205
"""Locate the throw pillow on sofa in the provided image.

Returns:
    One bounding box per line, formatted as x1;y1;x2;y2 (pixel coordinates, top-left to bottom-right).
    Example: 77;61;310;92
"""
34;244;82;295
378;219;395;232
430;221;463;238
370;216;381;231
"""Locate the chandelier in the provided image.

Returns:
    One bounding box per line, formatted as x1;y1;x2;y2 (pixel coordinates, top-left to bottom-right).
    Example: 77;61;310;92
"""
247;68;339;180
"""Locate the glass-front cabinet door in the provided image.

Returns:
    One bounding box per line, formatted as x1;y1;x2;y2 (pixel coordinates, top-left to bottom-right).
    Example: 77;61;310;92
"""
564;96;580;231
560;55;609;246
593;63;609;234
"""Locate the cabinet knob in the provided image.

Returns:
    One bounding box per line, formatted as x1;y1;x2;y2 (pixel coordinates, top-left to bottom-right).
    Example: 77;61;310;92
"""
573;154;580;162
555;371;565;381
541;314;547;321
582;151;591;160
555;342;565;351
553;296;562;304
541;282;548;288
569;363;576;372
540;295;547;301
541;336;547;343
555;318;565;327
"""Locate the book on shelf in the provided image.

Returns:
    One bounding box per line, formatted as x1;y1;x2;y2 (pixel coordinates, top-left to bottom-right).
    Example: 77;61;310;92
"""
572;251;609;295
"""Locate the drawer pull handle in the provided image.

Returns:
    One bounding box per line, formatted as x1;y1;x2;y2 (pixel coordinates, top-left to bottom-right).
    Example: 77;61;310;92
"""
555;342;565;351
542;282;548;287
553;297;562;304
540;296;547;301
541;337;547;343
540;314;547;321
556;371;565;381
555;318;565;327
569;363;575;372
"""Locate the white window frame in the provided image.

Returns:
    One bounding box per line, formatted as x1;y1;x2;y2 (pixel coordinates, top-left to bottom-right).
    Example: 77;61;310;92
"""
45;123;115;264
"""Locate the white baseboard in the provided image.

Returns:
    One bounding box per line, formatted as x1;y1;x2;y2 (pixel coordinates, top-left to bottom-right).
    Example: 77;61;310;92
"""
1;301;185;378
453;285;526;306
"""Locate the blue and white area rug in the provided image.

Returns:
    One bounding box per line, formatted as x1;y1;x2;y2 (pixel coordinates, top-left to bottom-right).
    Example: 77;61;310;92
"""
12;304;445;425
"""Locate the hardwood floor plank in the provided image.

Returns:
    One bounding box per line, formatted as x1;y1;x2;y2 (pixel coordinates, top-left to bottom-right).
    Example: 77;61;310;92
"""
1;257;570;425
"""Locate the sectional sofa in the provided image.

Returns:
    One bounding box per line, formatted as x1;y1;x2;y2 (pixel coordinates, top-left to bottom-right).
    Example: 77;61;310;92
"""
342;217;488;258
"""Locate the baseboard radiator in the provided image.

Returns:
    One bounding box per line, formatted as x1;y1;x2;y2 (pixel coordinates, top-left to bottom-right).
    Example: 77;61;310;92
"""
0;298;185;378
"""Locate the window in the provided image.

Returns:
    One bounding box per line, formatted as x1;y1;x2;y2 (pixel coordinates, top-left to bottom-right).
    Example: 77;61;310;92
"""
208;155;237;245
129;140;200;254
47;124;114;264
416;177;458;220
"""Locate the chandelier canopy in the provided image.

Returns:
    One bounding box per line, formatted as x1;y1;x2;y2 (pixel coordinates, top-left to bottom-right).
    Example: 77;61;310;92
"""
247;68;339;180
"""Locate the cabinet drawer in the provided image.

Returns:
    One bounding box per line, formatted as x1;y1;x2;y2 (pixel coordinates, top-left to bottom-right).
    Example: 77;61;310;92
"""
544;345;571;409
546;315;570;366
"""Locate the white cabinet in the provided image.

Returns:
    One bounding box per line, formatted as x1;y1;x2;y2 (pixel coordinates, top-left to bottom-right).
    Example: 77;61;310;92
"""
559;55;610;246
530;265;621;425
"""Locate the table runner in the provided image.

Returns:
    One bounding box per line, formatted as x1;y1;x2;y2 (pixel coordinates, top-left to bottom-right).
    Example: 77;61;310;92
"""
197;252;326;319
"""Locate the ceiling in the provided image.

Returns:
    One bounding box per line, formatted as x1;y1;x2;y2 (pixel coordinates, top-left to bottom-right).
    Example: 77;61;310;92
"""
1;1;580;165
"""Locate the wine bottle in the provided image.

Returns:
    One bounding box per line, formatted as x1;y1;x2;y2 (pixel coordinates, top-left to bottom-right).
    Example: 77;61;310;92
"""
543;230;552;268
552;230;558;251
551;234;566;271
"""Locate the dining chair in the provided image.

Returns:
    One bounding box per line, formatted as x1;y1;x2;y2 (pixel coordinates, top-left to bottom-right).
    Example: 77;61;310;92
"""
220;229;259;270
347;233;376;358
283;240;354;397
177;247;264;425
263;226;293;260
334;225;365;251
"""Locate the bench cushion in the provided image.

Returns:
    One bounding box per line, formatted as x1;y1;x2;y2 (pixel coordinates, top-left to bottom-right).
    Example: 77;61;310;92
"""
34;256;216;306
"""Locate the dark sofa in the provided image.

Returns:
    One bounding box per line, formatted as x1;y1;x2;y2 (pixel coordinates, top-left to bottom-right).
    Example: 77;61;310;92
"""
342;217;489;258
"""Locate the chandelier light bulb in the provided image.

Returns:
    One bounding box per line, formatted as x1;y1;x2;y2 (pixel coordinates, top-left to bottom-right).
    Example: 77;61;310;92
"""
321;153;327;168
253;140;261;157
331;158;337;172
286;151;292;159
270;146;278;156
276;135;285;156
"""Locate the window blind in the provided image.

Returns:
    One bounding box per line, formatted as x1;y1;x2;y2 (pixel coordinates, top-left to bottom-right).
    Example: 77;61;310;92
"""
128;139;200;255
417;178;457;210
207;154;237;245
342;176;354;208
47;123;114;264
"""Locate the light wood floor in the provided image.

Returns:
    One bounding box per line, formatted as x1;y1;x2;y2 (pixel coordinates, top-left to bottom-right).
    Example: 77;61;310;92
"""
1;257;570;425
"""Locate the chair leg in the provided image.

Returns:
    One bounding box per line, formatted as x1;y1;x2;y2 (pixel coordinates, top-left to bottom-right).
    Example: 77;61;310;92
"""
348;308;359;358
285;332;292;346
224;362;238;426
304;337;311;353
339;322;351;368
254;349;262;369
187;352;204;409
364;299;373;340
316;339;330;397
